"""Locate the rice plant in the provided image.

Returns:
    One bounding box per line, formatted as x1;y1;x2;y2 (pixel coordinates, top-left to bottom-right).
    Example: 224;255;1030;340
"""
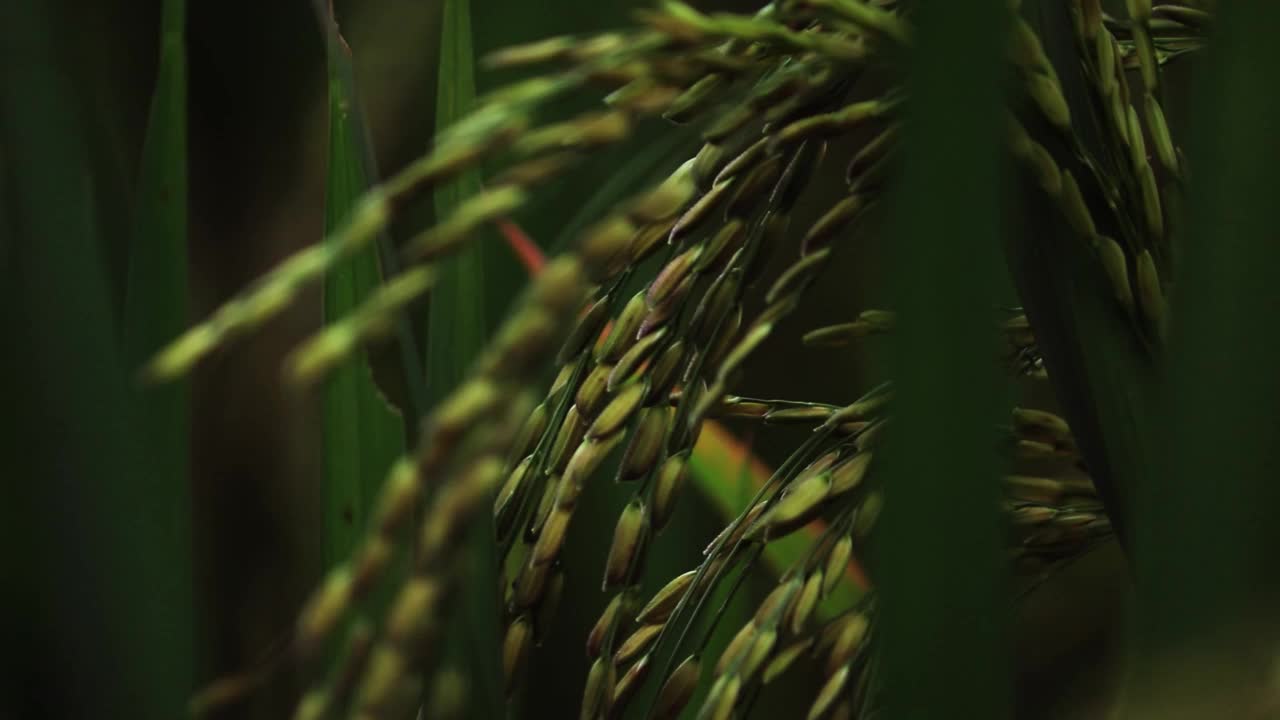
7;0;1280;718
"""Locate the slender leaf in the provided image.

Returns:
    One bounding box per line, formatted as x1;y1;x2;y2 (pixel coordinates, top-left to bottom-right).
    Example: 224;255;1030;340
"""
1132;3;1280;710
121;0;197;699
122;0;197;706
431;0;505;713
320;13;406;568
877;1;1012;718
430;4;489;379
124;0;189;372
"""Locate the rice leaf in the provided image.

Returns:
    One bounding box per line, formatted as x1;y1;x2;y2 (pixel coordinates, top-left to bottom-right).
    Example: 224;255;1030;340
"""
122;0;198;709
429;6;490;380
1131;3;1280;709
877;1;1012;717
124;0;189;371
123;0;193;581
0;0;192;715
431;0;505;713
320;13;406;566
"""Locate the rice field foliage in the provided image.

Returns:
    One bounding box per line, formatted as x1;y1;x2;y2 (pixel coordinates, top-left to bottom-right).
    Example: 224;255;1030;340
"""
8;0;1278;717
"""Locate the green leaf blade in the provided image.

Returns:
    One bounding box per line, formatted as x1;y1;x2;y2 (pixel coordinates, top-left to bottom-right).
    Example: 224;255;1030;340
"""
430;0;489;392
877;1;1013;717
122;0;198;709
321;23;407;567
1132;3;1280;706
430;0;506;714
